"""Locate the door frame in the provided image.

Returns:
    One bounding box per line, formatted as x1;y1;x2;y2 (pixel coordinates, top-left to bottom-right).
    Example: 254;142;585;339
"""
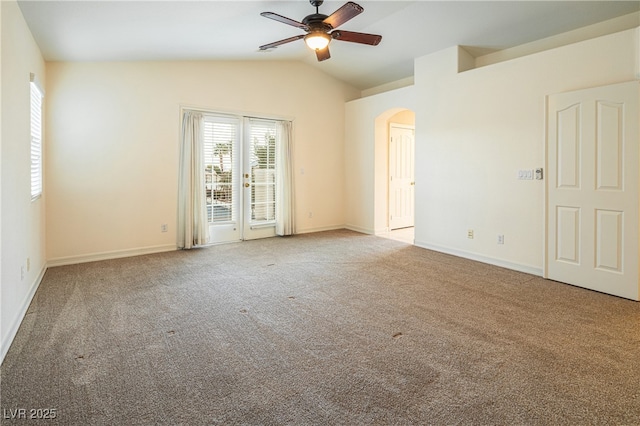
181;105;292;245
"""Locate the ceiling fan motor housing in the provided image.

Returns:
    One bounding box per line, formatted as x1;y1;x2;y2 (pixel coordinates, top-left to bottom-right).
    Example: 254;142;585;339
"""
310;0;324;7
302;14;333;32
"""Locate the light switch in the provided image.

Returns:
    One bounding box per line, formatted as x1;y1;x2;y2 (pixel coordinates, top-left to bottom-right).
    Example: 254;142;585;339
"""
517;169;535;180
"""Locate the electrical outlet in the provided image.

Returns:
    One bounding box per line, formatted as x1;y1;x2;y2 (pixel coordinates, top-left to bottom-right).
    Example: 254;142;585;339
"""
161;224;168;233
467;229;474;239
308;212;313;219
497;235;504;245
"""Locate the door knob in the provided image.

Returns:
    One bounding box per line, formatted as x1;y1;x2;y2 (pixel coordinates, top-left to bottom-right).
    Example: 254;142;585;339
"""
244;183;250;188
410;182;415;185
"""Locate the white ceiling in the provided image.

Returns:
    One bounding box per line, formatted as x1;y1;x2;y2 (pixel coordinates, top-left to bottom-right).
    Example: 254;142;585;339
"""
17;1;640;90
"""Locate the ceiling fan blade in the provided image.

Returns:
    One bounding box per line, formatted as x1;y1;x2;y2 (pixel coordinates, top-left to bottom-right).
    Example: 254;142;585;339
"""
315;46;331;62
260;12;308;30
323;1;363;29
259;34;305;50
331;30;382;46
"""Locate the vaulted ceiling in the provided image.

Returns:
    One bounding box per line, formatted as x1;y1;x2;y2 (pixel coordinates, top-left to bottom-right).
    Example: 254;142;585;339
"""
17;1;640;90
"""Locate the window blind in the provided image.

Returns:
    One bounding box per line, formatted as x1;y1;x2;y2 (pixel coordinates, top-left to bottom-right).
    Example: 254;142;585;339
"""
30;80;43;200
249;119;276;222
203;116;238;223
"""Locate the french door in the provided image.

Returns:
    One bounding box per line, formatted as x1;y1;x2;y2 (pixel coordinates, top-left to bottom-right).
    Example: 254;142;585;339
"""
204;115;277;244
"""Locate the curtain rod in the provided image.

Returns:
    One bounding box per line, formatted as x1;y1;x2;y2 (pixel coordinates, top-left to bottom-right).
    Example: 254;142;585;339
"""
179;104;295;123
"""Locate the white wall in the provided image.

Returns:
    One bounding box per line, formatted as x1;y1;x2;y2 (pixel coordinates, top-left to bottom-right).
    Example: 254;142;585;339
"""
1;0;47;361
46;61;360;263
414;28;639;274
345;26;638;274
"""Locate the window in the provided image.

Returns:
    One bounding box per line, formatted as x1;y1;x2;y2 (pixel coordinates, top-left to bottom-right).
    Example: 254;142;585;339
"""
30;75;43;200
203;116;239;223
248;119;276;222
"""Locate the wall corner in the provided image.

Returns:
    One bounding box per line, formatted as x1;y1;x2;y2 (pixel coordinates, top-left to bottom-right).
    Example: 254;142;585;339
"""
457;46;476;73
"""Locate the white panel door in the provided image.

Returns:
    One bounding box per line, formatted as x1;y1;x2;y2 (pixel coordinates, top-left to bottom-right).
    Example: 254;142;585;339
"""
546;81;639;300
389;124;415;230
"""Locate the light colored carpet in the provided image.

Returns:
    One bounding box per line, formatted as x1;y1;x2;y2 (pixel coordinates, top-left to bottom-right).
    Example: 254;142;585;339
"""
1;230;639;425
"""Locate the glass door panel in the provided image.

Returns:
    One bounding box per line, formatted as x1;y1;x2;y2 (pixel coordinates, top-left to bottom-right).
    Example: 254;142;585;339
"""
243;119;277;240
204;116;241;243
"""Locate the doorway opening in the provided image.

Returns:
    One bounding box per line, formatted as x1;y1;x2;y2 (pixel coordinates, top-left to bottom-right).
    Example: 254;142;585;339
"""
374;108;415;244
388;123;415;230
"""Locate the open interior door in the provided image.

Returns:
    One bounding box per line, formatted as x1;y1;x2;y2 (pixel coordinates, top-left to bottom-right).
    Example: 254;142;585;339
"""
389;124;415;230
546;81;639;300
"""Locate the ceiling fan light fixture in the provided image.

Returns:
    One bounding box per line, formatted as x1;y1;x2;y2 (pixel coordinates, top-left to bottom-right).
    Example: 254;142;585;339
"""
259;1;381;61
304;32;330;50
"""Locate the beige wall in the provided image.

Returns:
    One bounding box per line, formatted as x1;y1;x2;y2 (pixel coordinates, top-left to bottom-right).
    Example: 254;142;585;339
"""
389;110;415;126
1;0;47;360
45;61;360;263
414;28;639;273
345;87;417;234
4;3;637;363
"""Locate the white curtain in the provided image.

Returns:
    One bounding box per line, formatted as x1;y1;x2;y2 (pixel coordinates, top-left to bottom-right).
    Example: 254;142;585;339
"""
275;120;295;236
177;111;209;249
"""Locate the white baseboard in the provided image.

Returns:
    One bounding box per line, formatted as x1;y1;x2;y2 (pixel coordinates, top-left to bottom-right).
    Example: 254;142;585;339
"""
414;240;543;276
2;244;176;364
343;224;375;235
295;225;347;235
374;227;390;235
1;264;47;364
47;244;177;267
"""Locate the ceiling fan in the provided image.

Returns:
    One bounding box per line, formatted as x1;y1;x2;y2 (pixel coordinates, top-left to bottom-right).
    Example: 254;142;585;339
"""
258;0;382;62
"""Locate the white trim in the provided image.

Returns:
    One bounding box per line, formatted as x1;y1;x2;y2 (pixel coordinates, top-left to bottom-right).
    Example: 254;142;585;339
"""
389;122;415;131
344;224;375;235
296;224;346;235
414;240;543;276
201;239;241;247
1;264;47;364
47;244;177;267
250;222;276;230
543;94;550;279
